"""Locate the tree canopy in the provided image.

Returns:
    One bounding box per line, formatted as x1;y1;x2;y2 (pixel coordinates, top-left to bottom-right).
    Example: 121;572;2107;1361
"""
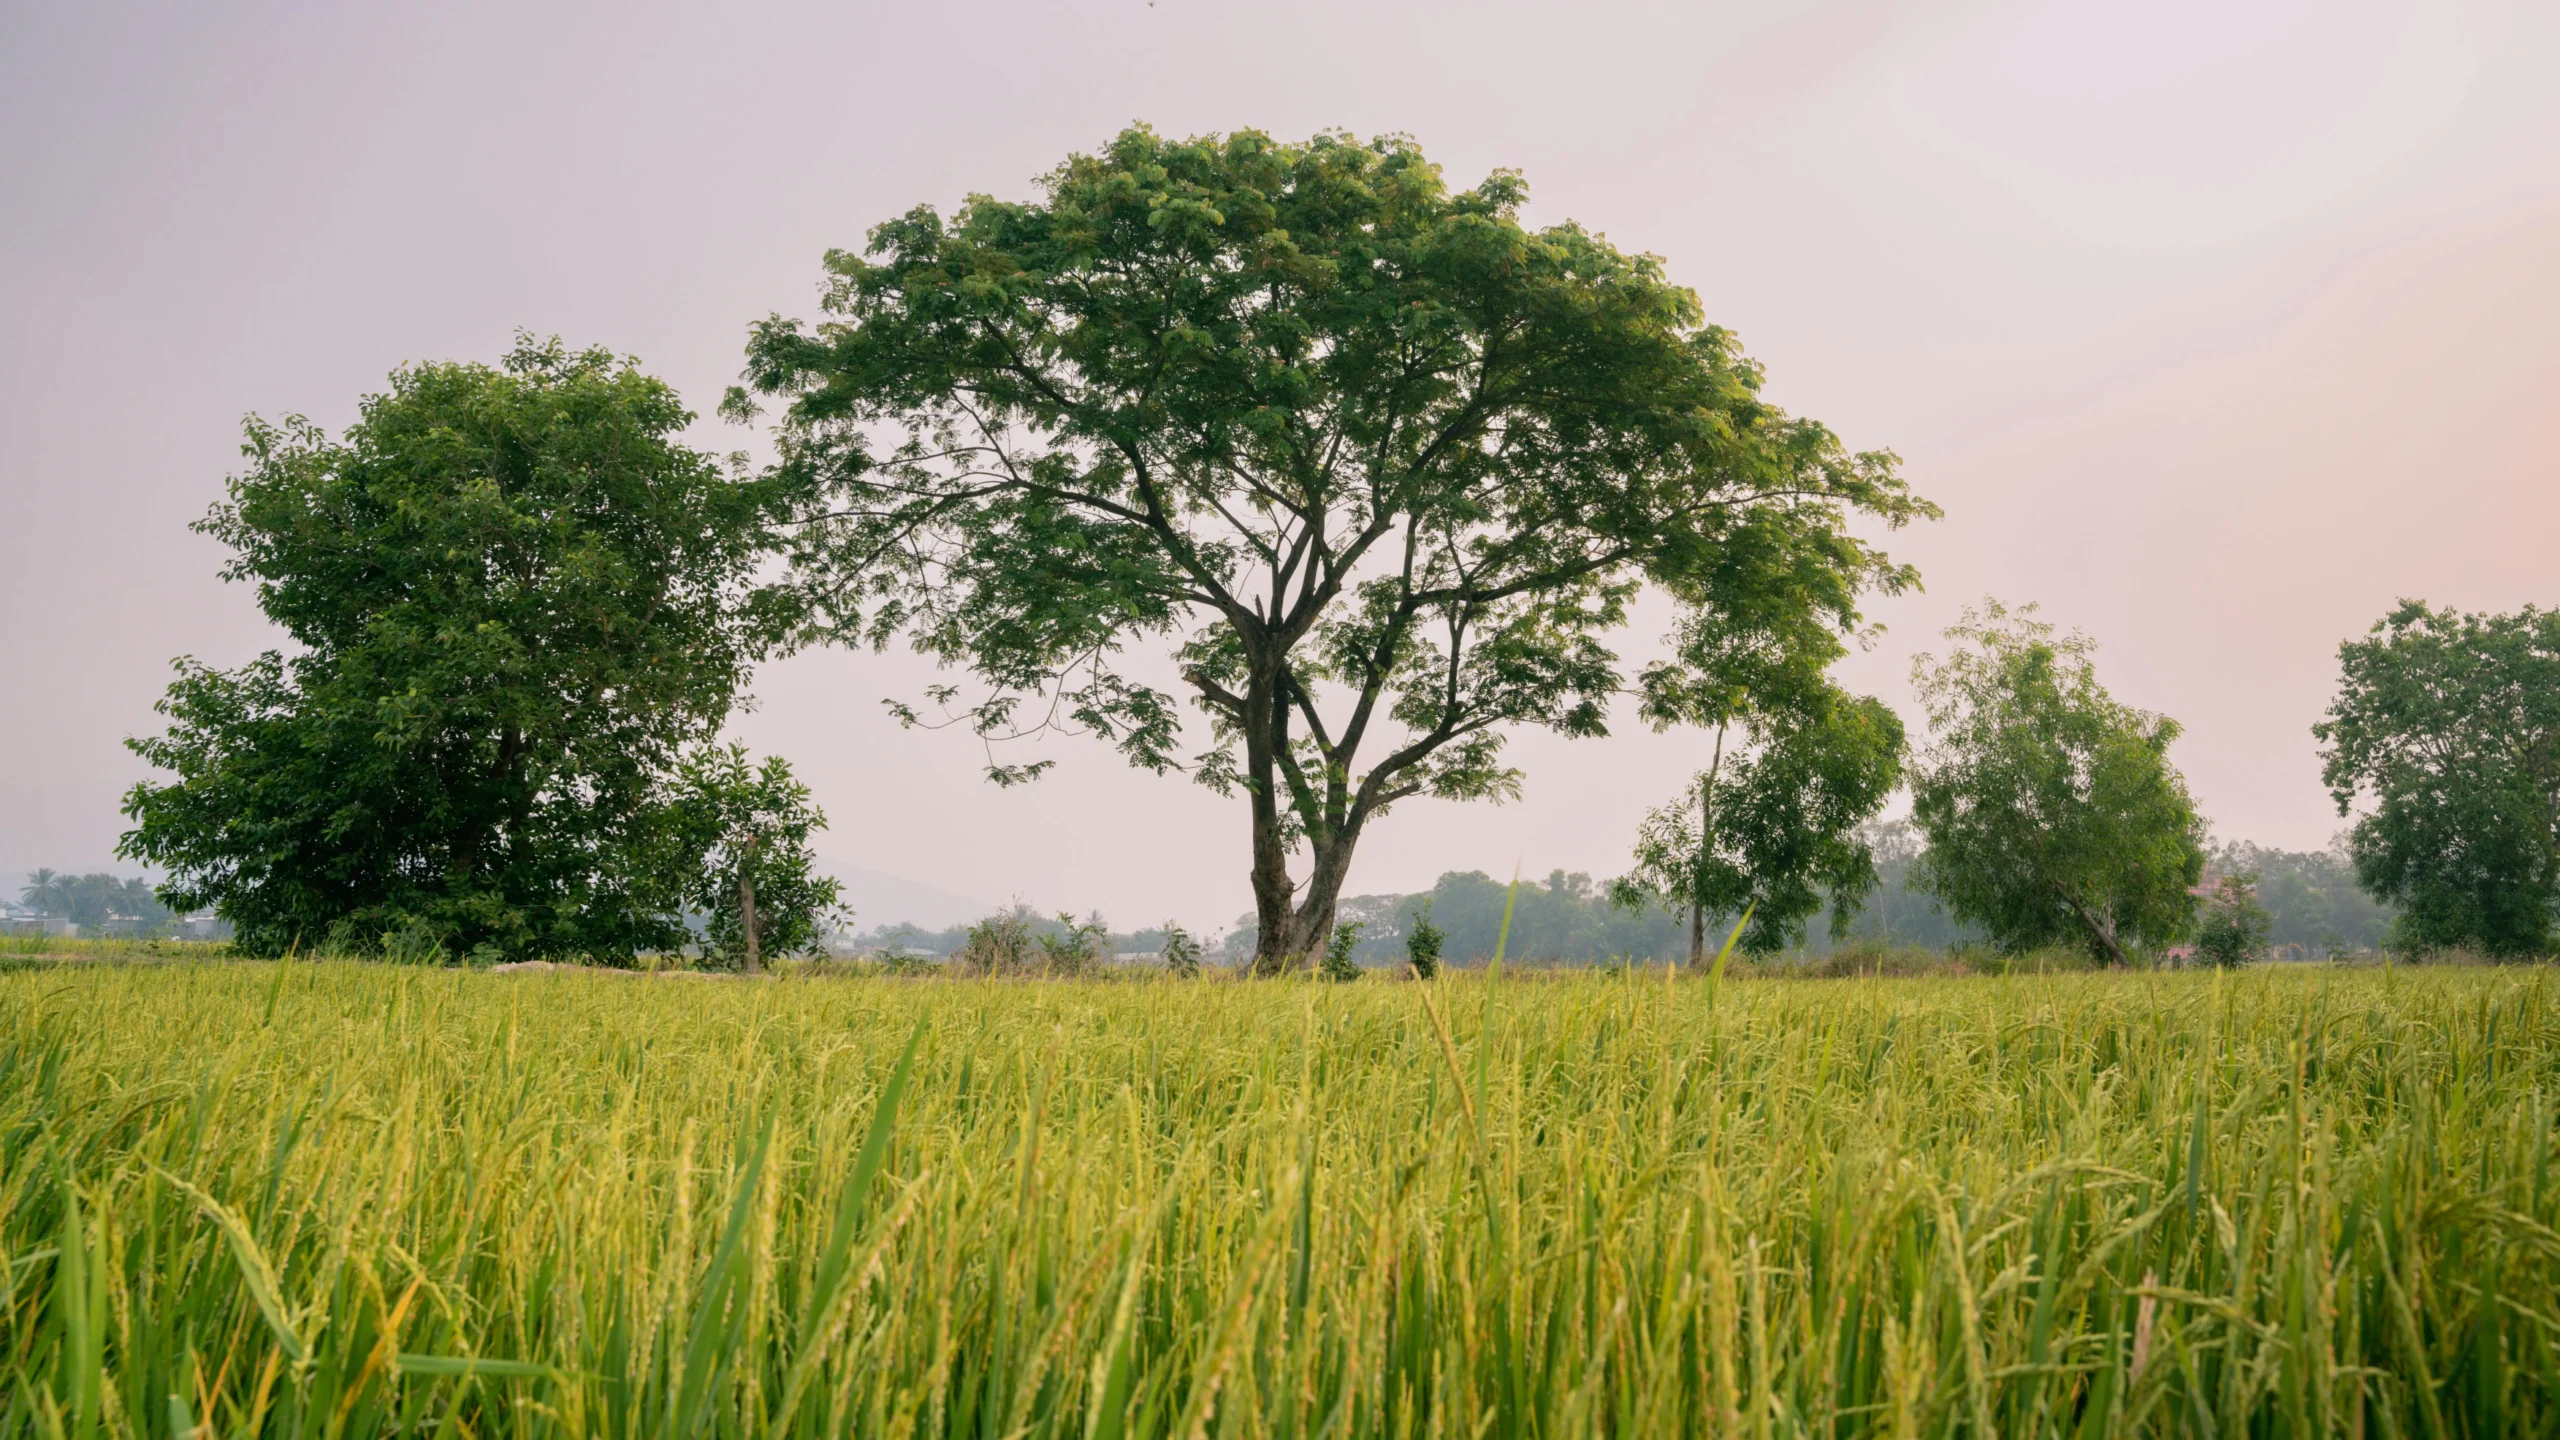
738;125;1931;973
121;339;795;960
2315;600;2560;955
1907;601;2203;965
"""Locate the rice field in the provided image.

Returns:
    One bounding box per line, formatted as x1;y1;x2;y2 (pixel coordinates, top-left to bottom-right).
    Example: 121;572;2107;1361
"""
5;960;2557;1438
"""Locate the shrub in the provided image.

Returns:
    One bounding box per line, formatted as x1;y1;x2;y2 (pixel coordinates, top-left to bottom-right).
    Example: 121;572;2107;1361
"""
959;910;1036;974
2193;873;2273;969
379;921;448;967
1405;905;1444;979
1322;921;1365;982
1036;913;1109;976
878;949;940;977
1160;922;1202;978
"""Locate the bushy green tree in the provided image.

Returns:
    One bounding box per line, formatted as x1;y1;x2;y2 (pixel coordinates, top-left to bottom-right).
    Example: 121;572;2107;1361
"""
2191;874;2272;968
120;339;793;960
665;745;844;971
1612;558;1906;961
2315;601;2560;956
737;125;1930;975
1907;601;2204;966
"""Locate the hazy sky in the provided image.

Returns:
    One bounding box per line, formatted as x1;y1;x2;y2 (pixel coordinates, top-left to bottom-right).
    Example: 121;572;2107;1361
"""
6;0;2554;934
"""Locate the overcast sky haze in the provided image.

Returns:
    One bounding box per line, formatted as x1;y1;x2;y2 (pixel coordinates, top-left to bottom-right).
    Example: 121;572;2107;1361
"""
5;0;2554;933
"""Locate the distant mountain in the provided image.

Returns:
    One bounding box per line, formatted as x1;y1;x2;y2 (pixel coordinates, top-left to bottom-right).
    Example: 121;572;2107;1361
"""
824;864;1000;932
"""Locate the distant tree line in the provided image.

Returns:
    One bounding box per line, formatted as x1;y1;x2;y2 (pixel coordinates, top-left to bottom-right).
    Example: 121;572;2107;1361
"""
14;870;175;934
1188;827;2396;969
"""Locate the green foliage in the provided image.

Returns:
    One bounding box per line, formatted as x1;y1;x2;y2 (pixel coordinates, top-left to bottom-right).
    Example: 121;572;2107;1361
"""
9;963;2560;1437
2192;873;2272;969
739;124;1931;971
2316;600;2560;956
119;339;793;961
1616;689;1903;954
1908;600;2205;965
1159;921;1202;978
666;745;844;969
1321;920;1365;981
377;920;449;967
958;907;1040;974
1036;912;1112;975
1403;903;1444;978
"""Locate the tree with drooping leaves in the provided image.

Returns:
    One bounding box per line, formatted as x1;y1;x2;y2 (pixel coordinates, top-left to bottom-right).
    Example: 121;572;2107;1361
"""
1615;684;1903;960
738;125;1932;975
2315;600;2560;956
1906;600;2204;966
1612;560;1906;962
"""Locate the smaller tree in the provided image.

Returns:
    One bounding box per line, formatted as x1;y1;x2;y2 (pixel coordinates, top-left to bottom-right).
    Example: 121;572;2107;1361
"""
1403;903;1444;979
1036;912;1110;975
668;746;843;971
1322;920;1366;981
1159;921;1203;978
1615;687;1903;957
2191;874;2272;968
1907;601;2204;965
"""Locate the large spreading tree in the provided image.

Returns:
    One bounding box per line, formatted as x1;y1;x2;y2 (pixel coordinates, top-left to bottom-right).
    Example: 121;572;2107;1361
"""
121;339;795;960
1906;600;2204;966
739;127;1932;973
2315;600;2560;955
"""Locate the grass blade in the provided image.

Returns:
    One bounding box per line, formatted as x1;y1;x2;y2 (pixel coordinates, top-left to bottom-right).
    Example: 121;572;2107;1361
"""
771;1019;925;1425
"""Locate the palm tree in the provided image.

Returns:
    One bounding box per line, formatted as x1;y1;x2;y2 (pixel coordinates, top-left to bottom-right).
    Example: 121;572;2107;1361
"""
19;868;60;915
117;877;170;932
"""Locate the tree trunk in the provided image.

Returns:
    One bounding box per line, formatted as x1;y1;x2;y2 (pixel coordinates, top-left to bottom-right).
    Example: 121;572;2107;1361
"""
2061;890;2126;968
1255;823;1365;976
740;837;761;975
1241;650;1304;976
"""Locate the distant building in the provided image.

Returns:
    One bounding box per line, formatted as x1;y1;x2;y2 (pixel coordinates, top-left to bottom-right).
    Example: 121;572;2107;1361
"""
2;903;75;937
175;911;230;941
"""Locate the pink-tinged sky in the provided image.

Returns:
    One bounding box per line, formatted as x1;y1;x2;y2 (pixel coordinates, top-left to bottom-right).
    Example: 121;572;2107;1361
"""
4;0;2553;933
